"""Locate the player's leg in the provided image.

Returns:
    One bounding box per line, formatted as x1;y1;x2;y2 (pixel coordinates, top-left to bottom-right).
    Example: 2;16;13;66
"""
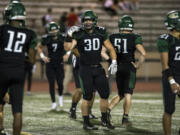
46;64;56;110
55;64;64;108
0;88;8;135
162;73;176;135
122;67;136;126
88;92;97;119
95;67;114;129
79;67;98;130
9;73;24;135
70;67;82;118
27;63;33;95
108;70;124;111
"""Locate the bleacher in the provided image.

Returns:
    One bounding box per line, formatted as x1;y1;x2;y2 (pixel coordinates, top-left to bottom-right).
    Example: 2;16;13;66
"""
0;0;180;49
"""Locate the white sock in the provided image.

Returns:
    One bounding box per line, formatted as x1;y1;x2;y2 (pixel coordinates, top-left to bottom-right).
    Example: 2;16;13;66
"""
59;96;63;107
52;102;57;109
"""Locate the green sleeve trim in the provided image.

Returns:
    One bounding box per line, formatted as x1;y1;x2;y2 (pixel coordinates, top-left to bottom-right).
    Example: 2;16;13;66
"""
157;39;169;52
30;33;38;49
78;76;85;94
135;36;143;45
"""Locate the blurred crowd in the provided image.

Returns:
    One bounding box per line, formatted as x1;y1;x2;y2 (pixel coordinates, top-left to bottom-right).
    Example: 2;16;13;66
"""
103;0;140;16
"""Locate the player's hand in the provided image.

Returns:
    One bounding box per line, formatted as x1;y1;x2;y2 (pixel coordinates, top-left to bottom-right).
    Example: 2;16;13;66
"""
131;62;139;69
42;56;50;63
63;54;70;62
3;93;9;104
170;82;180;94
108;60;117;75
67;26;79;37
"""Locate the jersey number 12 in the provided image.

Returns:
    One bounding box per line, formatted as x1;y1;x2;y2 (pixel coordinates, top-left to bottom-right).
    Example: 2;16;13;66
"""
4;30;26;53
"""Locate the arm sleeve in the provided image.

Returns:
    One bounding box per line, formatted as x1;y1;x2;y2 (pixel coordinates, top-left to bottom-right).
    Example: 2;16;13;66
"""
135;35;143;45
29;31;38;49
157;39;169;52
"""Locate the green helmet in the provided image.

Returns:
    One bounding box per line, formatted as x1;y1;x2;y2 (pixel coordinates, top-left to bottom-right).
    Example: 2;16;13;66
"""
164;10;180;31
118;15;134;31
4;1;26;24
47;22;60;36
81;10;97;30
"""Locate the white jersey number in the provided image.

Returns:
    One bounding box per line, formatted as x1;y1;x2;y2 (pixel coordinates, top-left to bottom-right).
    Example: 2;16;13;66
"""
4;30;26;53
114;38;128;53
52;43;58;52
84;38;100;51
174;46;180;61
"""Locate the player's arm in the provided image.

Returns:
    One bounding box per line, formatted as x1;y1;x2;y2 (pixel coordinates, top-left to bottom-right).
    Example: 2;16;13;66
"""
64;26;79;51
103;39;117;61
160;52;180;94
37;42;50;63
157;37;180;94
28;48;36;64
72;48;80;57
28;32;38;65
101;46;110;61
103;39;117;75
64;39;77;51
132;44;146;69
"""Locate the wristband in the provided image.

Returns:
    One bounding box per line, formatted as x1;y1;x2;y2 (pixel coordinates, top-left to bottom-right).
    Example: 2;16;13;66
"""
112;60;117;64
66;51;71;55
40;52;45;59
169;78;176;85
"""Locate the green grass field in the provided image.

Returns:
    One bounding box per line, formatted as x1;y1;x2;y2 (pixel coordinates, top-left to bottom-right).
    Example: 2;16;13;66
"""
3;92;180;135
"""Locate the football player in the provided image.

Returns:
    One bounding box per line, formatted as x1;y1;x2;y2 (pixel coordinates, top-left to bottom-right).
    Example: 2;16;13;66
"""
37;22;65;110
0;1;38;135
64;10;117;130
69;47;109;119
108;15;146;126
157;10;180;135
69;49;97;119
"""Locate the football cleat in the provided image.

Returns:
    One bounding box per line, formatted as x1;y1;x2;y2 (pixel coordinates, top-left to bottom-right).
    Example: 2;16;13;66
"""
101;114;115;129
51;102;57;110
69;107;76;119
89;113;97;119
83;122;98;130
122;116;132;127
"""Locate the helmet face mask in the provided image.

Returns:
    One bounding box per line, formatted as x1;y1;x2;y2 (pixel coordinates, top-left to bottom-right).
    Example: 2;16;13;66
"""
165;10;180;31
81;10;97;30
47;22;60;37
118;15;134;31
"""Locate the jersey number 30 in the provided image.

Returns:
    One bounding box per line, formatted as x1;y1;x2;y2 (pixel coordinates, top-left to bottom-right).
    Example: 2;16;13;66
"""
84;38;100;51
5;30;26;53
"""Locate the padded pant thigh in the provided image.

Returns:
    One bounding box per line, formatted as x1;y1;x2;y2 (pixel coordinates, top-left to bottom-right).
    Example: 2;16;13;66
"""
162;75;176;115
95;68;110;99
79;67;93;101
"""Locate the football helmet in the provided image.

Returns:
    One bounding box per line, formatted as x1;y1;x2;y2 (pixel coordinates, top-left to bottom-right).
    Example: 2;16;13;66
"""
164;10;180;31
47;21;60;37
118;15;134;31
3;1;26;26
81;10;97;30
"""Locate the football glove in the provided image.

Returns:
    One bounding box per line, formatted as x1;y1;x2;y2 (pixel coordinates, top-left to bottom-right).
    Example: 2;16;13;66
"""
67;26;79;37
108;60;117;75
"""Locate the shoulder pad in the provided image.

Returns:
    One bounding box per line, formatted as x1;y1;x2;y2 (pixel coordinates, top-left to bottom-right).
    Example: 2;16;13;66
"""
159;34;170;40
